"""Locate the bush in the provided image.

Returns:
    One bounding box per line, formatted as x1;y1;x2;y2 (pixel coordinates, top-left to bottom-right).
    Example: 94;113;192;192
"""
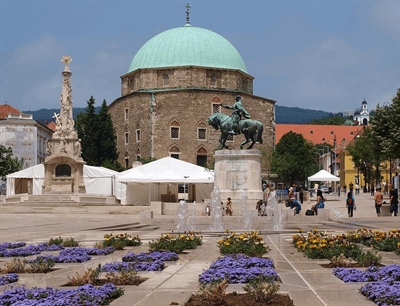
355;250;382;267
62;237;79;247
217;230;269;257
243;275;280;303
148;232;202;253
67;264;101;286
195;280;228;306
101;233;141;250
48;237;64;245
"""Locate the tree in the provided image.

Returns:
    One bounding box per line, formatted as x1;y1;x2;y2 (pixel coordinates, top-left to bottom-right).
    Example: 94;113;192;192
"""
346;128;380;186
76;97;122;171
97;100;123;171
309;115;347;125
0;145;24;178
270;131;317;184
370;87;400;160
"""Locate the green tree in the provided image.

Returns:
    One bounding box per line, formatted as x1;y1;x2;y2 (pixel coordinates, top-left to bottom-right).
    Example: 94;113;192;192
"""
370;87;400;160
346;128;380;186
0;145;24;178
270;131;317;184
76;96;98;165
309;115;346;125
76;97;122;171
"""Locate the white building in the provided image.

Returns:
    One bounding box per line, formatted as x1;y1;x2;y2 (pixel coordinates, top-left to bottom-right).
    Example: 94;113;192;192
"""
0;104;53;168
353;99;370;125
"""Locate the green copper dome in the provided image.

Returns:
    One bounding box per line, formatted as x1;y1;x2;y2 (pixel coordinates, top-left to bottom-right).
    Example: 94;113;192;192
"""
128;24;248;73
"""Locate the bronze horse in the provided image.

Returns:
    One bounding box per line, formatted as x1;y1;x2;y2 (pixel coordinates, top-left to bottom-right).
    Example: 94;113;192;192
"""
207;113;263;150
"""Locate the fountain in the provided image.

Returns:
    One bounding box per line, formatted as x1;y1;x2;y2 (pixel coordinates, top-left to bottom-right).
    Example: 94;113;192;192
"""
238;192;253;230
210;187;223;230
265;191;284;230
188;201;197;231
176;200;189;231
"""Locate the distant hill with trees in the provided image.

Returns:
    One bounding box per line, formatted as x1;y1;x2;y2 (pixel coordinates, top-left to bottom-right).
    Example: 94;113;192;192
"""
25;105;334;125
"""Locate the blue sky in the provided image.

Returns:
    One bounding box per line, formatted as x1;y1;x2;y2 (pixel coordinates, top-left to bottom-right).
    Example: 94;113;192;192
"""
1;1;399;113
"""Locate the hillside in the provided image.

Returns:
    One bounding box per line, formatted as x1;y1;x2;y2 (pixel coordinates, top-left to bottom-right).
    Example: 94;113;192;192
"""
24;105;333;125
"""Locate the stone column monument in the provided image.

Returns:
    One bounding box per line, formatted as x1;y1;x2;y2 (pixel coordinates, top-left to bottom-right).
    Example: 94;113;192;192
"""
214;149;263;209
42;56;86;194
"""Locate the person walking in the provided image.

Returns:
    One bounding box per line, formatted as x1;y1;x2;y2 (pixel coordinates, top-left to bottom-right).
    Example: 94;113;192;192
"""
374;187;383;217
338;185;341;197
389;184;398;216
346;192;355;217
370;183;375;196
299;188;304;204
349;181;354;194
225;197;233;216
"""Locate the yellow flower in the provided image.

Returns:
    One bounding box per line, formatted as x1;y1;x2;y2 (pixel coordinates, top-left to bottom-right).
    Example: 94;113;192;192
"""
224;241;230;246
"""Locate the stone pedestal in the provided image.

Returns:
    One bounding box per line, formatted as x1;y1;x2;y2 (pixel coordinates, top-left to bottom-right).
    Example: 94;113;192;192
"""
214;149;263;208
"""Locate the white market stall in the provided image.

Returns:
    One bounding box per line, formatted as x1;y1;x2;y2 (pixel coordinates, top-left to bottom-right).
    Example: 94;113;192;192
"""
6;164;117;196
115;157;214;205
308;169;340;182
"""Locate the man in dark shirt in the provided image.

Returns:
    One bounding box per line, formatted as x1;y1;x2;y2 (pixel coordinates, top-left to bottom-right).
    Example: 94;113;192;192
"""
389;184;398;216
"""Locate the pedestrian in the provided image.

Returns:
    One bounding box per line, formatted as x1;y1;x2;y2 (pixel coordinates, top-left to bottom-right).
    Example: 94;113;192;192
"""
225;197;233;216
349;181;354;194
389;184;398;216
374;187;383;217
299;188;304;204
288;187;301;215
263;183;271;202
343;184;347;194
312;190;325;215
338;185;341;197
346;192;355;217
355;184;360;195
370;183;375;196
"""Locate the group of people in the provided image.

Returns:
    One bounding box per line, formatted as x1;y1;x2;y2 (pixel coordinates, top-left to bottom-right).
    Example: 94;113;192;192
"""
344;182;398;218
373;184;398;217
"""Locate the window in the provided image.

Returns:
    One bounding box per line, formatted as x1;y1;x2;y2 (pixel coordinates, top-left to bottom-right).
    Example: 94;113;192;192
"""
198;128;206;140
125;132;129;144
171;153;179;159
124;108;129;120
210;74;216;86
136;148;141;161
212;103;221;114
171;127;179;139
124;151;130;169
136;129;141;142
163;73;169;86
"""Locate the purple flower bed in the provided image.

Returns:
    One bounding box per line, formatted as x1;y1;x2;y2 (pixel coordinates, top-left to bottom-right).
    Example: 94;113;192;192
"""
102;251;178;272
102;260;165;272
30;247;115;264
0;243;64;257
0;273;18;286
333;264;400;283
360;281;400;306
199;255;278;284
0;283;123;305
333;265;400;305
122;251;178;262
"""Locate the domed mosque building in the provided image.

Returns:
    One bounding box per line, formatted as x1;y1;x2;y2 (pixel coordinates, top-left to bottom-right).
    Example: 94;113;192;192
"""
109;6;275;170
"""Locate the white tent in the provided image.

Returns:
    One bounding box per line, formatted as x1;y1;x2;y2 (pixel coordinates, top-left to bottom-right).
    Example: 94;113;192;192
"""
308;169;340;182
115;157;214;205
6;164;117;196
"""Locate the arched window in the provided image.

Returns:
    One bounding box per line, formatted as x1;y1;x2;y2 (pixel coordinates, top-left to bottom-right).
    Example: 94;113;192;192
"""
169;146;180;159
196;147;208;167
197;122;207;140
124;151;130;169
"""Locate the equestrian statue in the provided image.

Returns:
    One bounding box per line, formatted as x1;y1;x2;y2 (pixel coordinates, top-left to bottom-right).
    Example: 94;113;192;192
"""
207;95;264;150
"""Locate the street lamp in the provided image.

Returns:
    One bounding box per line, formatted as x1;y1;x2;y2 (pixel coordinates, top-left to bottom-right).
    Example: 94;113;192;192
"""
323;145;330;172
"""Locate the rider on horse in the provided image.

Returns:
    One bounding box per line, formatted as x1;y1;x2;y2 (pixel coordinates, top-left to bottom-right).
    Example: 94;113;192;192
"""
221;95;251;135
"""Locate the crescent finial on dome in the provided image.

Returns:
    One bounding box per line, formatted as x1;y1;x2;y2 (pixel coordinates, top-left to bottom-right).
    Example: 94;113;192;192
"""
185;3;191;25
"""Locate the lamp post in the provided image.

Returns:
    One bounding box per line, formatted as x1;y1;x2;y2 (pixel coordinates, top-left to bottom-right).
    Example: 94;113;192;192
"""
323;145;330;172
382;102;392;184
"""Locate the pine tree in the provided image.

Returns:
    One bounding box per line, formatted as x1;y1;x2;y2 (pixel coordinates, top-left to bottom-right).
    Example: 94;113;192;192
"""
97;100;122;171
75;97;122;171
76;96;99;166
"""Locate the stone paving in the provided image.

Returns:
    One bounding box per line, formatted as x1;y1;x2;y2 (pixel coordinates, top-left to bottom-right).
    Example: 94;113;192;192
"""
0;191;399;306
